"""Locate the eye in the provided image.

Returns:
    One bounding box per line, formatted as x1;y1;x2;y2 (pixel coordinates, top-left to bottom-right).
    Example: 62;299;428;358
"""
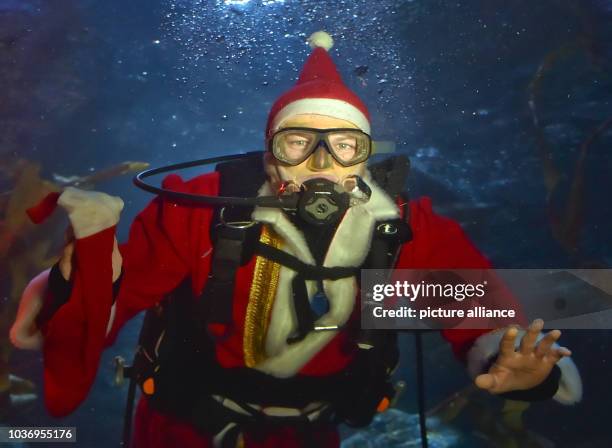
284;133;313;148
336;142;356;150
333;139;357;151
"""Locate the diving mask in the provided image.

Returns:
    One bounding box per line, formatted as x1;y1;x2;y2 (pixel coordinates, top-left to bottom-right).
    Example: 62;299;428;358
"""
269;127;372;167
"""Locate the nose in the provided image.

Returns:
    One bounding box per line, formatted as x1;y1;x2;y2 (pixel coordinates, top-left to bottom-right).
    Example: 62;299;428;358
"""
306;143;333;171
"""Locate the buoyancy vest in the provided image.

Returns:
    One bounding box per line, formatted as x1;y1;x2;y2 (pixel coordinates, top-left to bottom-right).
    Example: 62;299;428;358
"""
123;153;413;441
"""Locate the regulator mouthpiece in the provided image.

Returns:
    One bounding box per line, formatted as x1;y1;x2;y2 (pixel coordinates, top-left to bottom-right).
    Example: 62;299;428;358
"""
278;176;371;227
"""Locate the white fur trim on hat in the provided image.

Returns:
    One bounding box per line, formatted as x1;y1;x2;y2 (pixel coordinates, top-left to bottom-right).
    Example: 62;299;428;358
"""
307;31;334;51
466;329;583;405
270;98;371;135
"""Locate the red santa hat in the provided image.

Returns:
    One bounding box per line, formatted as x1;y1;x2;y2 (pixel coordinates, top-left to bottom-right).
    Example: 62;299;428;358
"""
265;31;371;138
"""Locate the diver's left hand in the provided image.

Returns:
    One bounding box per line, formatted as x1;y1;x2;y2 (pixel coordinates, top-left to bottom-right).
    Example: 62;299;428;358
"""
475;319;571;394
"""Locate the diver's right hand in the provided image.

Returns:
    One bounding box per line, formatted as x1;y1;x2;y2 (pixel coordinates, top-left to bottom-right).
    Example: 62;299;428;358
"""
57;187;124;239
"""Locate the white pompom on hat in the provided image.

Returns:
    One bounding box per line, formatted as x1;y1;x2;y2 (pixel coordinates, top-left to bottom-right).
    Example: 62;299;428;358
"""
307;31;334;51
265;31;371;138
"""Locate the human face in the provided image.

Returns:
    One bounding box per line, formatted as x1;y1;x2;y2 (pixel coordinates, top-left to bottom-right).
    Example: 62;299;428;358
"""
264;114;368;190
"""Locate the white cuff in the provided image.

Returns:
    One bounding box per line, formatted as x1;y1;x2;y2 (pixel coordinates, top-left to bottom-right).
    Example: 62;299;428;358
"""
466;329;583;405
58;187;124;239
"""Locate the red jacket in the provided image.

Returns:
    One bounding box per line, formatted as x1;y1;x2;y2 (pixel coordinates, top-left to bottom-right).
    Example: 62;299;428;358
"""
39;171;496;418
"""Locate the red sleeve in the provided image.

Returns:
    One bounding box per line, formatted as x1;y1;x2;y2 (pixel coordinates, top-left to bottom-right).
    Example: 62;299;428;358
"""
40;173;217;417
395;197;524;362
41;226;122;417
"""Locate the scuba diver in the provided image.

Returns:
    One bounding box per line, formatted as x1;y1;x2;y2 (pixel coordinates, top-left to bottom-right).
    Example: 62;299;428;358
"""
10;31;581;448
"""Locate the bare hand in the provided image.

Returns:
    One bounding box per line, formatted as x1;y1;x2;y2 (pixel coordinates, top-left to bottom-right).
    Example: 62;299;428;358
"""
475;319;571;394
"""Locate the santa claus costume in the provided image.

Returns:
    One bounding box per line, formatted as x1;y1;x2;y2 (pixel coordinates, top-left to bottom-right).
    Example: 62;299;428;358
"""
11;31;581;448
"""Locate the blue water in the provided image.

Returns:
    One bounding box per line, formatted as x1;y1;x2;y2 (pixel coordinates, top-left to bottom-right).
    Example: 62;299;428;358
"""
2;0;611;446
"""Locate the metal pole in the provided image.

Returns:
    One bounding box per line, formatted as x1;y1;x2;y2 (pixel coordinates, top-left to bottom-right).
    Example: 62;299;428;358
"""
415;331;428;448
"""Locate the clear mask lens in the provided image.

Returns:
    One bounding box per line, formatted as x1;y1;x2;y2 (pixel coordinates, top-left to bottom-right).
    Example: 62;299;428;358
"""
271;128;371;166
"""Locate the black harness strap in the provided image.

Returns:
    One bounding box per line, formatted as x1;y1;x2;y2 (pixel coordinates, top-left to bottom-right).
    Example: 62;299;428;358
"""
255;242;358;344
199;223;261;336
256;243;357;281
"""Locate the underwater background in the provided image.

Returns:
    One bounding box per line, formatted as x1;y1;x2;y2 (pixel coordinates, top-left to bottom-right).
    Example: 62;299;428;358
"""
1;0;611;446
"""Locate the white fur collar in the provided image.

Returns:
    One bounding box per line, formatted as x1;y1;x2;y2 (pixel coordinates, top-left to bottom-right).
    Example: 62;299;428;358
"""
250;173;399;377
